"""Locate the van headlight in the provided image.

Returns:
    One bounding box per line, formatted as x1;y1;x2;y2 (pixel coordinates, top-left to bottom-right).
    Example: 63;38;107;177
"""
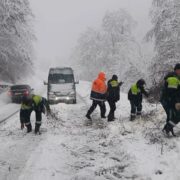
48;92;55;98
69;91;75;96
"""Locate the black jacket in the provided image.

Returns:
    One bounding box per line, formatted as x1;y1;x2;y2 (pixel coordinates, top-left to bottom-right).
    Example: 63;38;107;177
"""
107;79;120;102
160;72;180;104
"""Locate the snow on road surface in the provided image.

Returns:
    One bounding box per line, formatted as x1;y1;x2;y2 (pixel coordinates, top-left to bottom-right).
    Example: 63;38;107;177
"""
0;81;180;180
0;92;20;121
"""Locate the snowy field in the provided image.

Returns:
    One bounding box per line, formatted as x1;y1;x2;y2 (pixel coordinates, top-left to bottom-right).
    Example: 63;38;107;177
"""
0;81;180;180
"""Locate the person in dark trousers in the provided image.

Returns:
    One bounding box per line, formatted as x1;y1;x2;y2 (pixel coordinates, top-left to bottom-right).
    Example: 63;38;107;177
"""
107;75;123;122
86;72;107;120
160;63;180;123
163;101;180;136
32;95;51;134
20;96;33;132
20;94;51;134
128;79;149;121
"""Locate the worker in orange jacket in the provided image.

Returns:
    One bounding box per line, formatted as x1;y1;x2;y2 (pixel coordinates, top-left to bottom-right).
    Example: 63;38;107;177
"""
86;72;107;120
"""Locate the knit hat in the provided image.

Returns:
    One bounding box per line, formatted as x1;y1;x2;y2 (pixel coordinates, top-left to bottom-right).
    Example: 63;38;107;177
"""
174;63;180;71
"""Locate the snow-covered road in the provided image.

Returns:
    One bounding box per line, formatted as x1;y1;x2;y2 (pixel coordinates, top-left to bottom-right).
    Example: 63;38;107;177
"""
0;92;20;122
0;81;180;180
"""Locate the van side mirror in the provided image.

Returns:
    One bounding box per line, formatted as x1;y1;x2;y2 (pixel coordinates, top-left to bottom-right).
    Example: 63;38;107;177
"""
75;80;79;84
31;88;34;93
44;81;48;85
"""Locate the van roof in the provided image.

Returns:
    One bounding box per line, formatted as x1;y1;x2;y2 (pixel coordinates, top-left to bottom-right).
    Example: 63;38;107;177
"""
49;67;73;75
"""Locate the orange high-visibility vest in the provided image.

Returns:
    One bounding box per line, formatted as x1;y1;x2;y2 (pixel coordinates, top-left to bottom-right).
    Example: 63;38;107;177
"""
91;72;107;94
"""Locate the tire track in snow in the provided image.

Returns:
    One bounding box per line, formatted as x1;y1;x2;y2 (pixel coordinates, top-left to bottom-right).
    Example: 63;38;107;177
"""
0;88;48;179
0;109;19;124
48;92;138;179
0;111;46;180
0;135;43;180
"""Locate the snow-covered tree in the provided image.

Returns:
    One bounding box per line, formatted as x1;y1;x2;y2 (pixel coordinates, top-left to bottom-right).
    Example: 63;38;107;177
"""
144;0;180;101
0;0;35;83
72;9;144;90
146;0;180;83
102;9;136;51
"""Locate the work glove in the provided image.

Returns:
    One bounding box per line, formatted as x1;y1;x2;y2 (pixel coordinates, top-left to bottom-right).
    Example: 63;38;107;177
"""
163;123;175;136
21;123;25;130
119;81;124;86
46;108;51;117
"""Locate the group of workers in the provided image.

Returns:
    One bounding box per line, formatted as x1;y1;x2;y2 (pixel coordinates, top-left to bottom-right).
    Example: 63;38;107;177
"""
86;63;180;136
20;63;180;136
85;72;148;122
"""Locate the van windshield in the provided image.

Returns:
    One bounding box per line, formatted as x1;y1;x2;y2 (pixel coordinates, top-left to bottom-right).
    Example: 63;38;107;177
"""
48;74;74;84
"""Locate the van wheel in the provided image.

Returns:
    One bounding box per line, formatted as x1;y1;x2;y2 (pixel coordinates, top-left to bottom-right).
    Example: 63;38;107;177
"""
73;99;77;104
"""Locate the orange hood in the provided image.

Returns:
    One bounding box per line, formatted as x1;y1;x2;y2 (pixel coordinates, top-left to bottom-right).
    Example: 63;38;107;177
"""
98;72;106;81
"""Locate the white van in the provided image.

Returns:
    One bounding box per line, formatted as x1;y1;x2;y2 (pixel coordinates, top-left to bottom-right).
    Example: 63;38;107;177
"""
45;67;78;104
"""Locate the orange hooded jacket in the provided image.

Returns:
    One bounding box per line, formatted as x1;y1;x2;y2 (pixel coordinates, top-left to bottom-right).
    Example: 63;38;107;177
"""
90;72;107;101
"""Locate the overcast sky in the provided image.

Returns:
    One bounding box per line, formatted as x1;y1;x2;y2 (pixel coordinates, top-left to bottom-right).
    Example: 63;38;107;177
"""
30;0;152;66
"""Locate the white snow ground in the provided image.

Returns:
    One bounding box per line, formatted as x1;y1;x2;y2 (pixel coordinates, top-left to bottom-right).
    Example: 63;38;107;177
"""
0;81;180;180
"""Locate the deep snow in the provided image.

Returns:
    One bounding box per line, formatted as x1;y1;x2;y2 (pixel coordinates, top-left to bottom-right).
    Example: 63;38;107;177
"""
0;81;180;180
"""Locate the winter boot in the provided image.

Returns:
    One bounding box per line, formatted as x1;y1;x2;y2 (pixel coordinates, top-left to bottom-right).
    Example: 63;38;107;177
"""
108;113;114;122
137;111;142;116
130;115;136;121
171;128;176;136
162;124;169;134
163;123;176;136
101;115;106;119
26;124;32;133
108;118;114;122
136;112;142;119
35;124;40;134
86;113;92;120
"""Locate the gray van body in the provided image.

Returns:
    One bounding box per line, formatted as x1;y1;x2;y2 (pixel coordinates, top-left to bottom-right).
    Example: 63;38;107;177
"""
47;67;77;104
